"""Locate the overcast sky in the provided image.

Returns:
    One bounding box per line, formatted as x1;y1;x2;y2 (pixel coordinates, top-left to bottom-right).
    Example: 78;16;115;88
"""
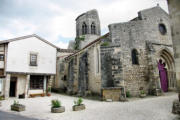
0;0;168;48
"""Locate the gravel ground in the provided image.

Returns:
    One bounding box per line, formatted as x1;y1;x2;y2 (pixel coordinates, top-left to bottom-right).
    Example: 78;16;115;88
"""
0;92;178;120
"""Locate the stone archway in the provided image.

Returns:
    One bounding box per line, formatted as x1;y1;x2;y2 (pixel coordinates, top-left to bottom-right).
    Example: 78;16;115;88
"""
158;48;176;90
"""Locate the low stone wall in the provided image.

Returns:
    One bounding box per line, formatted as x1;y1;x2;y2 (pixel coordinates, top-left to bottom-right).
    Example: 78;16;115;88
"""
101;87;122;101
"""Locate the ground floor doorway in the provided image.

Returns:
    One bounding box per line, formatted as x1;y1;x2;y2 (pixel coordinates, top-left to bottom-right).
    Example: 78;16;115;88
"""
9;77;17;97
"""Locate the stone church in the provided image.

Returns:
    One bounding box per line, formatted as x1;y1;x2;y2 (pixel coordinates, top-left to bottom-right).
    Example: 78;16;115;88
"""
54;5;176;100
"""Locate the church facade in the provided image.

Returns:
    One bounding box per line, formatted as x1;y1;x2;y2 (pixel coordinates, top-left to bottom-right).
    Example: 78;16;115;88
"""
55;6;176;100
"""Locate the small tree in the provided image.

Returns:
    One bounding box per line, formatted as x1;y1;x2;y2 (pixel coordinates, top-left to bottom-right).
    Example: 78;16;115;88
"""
74;36;85;50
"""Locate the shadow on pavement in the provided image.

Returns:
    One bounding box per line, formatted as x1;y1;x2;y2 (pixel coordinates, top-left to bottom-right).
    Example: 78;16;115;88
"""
0;111;40;120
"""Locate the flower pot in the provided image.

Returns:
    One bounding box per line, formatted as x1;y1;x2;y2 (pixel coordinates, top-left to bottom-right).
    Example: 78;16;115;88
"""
139;94;146;98
41;93;45;97
47;93;51;96
51;106;65;113
11;104;25;112
73;104;85;111
0;101;1;107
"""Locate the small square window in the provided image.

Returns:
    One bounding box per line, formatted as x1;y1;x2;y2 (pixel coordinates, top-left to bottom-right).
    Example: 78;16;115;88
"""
30;54;37;66
0;54;4;61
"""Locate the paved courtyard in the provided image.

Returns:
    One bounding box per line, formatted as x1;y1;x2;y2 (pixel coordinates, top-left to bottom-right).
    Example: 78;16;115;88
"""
0;111;38;120
0;92;179;120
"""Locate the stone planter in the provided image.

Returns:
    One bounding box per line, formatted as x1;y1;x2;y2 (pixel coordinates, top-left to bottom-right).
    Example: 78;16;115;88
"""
172;100;180;114
0;101;1;107
139;94;146;98
11;104;25;112
73;104;85;111
51;106;65;113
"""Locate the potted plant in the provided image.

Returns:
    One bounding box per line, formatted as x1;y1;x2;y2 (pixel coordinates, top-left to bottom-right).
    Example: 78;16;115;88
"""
73;97;85;111
126;91;131;98
0;96;4;107
51;99;65;113
11;100;25;112
139;87;146;98
47;87;51;96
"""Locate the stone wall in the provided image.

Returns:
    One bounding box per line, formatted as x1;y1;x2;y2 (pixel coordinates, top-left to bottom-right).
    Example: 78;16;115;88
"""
74;9;101;49
101;87;122;101
60;6;176;98
167;0;180;89
87;45;101;94
54;50;74;90
107;6;174;96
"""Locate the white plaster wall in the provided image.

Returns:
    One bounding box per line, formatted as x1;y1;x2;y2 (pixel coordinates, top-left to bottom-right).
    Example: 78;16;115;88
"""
6;37;56;74
29;90;43;94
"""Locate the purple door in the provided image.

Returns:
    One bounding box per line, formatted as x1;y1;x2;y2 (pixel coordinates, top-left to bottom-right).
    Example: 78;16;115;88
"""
158;59;168;92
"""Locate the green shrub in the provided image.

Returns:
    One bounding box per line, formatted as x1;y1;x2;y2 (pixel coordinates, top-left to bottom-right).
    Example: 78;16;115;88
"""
140;90;145;94
13;100;19;105
48;87;51;92
0;96;4;101
74;36;85;50
126;91;131;98
51;99;61;108
74;97;83;106
101;42;109;46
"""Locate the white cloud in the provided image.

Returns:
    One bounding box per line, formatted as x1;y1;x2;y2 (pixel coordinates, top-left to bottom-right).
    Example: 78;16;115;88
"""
0;0;168;49
56;41;68;49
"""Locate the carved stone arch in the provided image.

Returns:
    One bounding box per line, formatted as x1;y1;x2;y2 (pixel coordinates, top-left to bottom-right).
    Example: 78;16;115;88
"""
156;47;176;89
156;47;175;70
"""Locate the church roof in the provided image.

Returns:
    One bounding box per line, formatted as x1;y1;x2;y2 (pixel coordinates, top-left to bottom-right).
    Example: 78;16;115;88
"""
65;33;109;60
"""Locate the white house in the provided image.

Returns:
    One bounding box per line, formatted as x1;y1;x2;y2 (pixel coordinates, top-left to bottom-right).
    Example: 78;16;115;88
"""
0;34;58;99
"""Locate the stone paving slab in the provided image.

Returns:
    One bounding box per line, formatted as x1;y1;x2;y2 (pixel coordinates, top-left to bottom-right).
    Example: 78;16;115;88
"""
0;111;39;120
0;92;179;120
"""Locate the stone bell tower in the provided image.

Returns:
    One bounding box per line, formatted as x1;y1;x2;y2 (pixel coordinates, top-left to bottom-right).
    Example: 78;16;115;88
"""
75;9;101;49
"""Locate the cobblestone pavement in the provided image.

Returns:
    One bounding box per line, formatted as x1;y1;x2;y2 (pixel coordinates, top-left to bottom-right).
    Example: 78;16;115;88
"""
0;92;179;120
0;111;39;120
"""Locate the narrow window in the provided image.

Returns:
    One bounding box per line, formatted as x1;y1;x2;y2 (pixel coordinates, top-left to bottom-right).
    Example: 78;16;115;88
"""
0;54;4;61
30;54;37;66
96;48;99;73
132;49;139;65
91;22;96;34
82;22;87;35
30;75;44;89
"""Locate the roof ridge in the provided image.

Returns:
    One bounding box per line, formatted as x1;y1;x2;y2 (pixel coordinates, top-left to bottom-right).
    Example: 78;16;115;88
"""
0;34;60;49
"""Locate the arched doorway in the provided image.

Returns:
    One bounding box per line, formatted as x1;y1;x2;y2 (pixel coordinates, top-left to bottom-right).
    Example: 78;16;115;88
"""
158;49;176;91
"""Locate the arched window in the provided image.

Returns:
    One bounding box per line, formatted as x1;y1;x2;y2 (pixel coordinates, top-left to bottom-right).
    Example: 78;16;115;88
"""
91;22;96;34
82;22;87;35
132;49;139;65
